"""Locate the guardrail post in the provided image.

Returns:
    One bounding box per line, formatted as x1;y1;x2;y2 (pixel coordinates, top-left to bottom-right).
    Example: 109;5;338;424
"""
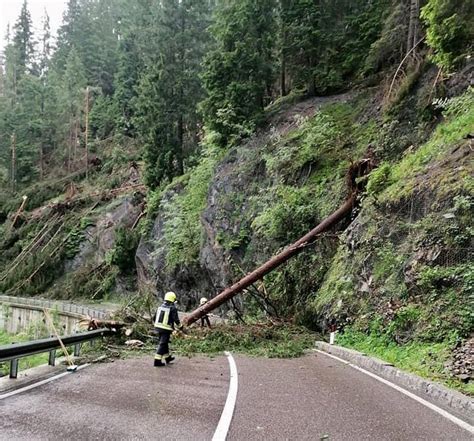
48;349;56;366
10;358;19;379
74;343;81;357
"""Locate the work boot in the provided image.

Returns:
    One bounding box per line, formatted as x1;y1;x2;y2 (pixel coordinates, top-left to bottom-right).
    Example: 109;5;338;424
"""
154;359;165;367
165;355;175;364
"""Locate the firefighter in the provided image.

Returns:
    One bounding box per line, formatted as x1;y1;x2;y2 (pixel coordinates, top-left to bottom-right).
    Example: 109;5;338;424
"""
199;297;212;328
154;291;182;367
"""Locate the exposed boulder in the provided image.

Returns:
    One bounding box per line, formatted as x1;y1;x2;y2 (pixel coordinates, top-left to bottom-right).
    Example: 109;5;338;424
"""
66;196;142;272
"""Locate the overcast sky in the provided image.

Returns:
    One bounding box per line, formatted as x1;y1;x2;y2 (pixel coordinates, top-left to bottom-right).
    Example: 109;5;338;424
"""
0;0;66;52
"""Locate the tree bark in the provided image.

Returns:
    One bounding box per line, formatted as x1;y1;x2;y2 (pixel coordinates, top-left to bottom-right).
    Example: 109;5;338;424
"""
85;86;90;179
184;194;356;326
406;0;420;55
184;158;374;327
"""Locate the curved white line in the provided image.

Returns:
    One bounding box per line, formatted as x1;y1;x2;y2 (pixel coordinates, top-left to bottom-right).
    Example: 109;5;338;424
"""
213;351;238;441
316;350;474;435
0;364;90;400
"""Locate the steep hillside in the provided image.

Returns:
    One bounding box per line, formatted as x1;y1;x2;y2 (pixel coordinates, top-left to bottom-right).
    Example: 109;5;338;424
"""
0;0;473;393
136;68;473;391
0;141;144;300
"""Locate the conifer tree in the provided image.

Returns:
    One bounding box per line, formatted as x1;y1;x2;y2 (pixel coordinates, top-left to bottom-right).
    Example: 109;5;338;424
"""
201;0;276;147
12;0;37;76
134;0;212;188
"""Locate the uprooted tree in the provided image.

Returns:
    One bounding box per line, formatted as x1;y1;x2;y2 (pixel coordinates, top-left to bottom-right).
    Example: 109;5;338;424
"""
184;157;376;326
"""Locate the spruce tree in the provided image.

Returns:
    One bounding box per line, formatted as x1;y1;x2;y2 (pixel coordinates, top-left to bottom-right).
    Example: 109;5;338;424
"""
12;0;37;76
134;0;212;188
201;0;276;147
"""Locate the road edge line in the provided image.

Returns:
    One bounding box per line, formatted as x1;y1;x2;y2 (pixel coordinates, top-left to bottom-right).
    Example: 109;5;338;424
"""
212;351;238;441
0;364;90;400
315;349;474;435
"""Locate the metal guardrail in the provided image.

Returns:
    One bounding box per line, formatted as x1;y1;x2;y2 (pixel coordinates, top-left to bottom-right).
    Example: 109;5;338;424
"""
0;328;113;379
0;295;109;320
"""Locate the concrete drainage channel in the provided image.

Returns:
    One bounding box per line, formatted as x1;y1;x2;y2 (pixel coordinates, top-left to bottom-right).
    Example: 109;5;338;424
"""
315;341;474;425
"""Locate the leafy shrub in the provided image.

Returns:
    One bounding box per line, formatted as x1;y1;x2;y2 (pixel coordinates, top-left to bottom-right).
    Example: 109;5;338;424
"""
421;0;474;70
107;227;140;273
163;146;222;269
252;185;319;242
366;163;393;196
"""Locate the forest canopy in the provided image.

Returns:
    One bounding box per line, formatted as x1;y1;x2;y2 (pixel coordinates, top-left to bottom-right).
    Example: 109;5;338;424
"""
0;0;472;190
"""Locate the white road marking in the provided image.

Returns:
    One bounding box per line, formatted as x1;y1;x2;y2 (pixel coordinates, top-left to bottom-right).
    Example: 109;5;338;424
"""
0;364;90;400
213;351;238;441
316;349;474;435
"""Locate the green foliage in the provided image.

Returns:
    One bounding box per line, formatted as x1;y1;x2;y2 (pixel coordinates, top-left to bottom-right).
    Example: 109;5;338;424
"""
0;330;49;376
372;244;403;285
421;0;474;70
264;109;346;180
311;245;354;313
366;163;393;196
163;145;223;269
201;0;275;147
252;185;319;242
381;88;474;202
337;328;473;395
106;227;140;273
282;0;389;94
173;322;315;358
134;0;211;188
90;94;118;139
364;3;406;73
50;263;119;300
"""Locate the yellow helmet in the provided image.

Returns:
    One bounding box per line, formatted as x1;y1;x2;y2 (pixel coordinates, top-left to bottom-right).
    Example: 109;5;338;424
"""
200;297;208;305
164;292;177;303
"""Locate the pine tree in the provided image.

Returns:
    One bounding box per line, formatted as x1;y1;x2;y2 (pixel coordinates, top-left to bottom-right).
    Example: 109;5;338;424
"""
12;0;37;76
39;11;51;77
54;0;82;71
201;0;276;147
60;48;87;171
134;0;212;188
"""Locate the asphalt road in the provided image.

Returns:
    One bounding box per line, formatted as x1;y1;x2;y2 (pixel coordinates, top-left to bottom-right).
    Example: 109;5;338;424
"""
0;356;229;441
0;352;472;440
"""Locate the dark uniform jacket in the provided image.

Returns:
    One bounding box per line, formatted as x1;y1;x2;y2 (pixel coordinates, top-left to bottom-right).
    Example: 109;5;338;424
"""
154;301;181;331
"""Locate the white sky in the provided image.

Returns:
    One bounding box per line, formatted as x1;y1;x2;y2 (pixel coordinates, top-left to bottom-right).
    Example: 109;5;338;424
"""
0;0;66;52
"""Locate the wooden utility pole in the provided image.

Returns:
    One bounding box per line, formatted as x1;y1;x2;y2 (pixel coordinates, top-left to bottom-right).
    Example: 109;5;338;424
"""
11;132;16;191
85;86;90;180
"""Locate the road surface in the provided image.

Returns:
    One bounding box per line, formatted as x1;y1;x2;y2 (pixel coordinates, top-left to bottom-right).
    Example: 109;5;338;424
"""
0;352;472;440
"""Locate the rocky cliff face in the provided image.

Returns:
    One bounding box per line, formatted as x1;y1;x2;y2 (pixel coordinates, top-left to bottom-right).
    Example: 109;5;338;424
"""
134;70;473;349
135;93;362;311
66;196;142;272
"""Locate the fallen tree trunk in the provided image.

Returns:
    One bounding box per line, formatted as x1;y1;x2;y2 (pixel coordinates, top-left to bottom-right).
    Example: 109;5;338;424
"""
183;158;374;327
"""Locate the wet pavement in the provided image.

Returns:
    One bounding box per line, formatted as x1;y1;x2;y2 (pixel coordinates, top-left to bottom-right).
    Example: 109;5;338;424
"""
0;355;228;440
228;352;472;440
0;351;472;440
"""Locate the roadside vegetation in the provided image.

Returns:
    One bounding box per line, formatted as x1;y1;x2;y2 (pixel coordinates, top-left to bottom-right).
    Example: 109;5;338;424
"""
338;330;473;396
0;330;48;377
173;322;316;358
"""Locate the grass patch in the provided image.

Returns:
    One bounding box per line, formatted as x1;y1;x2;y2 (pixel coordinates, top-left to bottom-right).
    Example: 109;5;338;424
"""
0;330;49;376
380;88;474;202
171;322;316;358
162;143;224;270
337;329;473;396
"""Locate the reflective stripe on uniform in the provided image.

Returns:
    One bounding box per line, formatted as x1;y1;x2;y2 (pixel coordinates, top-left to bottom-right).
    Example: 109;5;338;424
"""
155;305;173;330
154;354;162;360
